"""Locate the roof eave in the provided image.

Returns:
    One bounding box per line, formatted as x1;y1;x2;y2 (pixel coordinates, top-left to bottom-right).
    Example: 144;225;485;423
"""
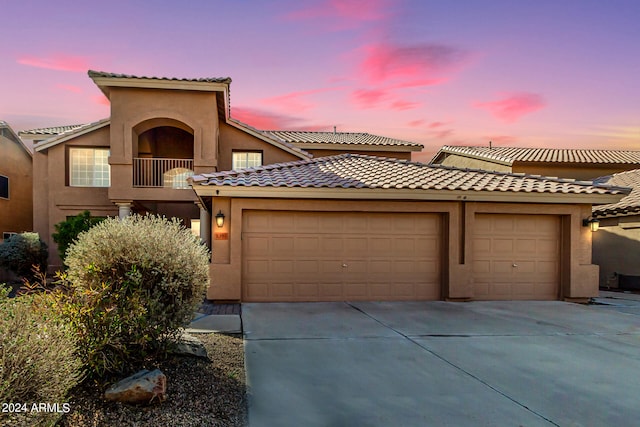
293;142;422;152
430;148;513;166
34;119;111;152
90;76;231;99
192;185;626;204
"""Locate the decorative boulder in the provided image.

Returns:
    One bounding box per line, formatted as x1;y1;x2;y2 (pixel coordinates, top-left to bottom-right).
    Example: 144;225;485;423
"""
104;369;166;404
173;331;208;359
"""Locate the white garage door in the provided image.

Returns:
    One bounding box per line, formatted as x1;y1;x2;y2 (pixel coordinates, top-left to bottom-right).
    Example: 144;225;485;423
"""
242;211;442;302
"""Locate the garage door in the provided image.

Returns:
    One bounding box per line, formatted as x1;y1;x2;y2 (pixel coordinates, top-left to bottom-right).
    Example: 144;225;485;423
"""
472;214;560;300
242;211;442;302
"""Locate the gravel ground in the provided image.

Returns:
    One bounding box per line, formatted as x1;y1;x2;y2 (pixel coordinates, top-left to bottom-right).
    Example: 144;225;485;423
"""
2;333;247;427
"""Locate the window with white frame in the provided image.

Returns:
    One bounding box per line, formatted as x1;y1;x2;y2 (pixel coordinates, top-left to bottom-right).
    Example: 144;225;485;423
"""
0;175;8;199
69;148;110;187
232;151;262;170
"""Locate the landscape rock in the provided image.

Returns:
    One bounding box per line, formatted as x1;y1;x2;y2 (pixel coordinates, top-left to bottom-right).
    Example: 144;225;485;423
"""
173;331;208;358
104;369;166;404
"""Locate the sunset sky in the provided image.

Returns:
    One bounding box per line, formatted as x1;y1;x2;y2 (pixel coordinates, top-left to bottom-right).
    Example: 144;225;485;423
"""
1;0;638;160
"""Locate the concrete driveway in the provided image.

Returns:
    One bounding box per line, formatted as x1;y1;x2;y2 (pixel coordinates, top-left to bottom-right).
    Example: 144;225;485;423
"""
243;300;640;427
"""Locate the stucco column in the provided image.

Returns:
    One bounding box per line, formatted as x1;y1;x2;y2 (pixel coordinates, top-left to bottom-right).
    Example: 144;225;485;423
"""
196;201;211;248
115;202;133;219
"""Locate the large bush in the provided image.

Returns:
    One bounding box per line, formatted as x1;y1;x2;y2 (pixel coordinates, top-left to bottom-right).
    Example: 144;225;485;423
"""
0;286;82;426
64;214;210;378
0;232;48;279
52;210;104;265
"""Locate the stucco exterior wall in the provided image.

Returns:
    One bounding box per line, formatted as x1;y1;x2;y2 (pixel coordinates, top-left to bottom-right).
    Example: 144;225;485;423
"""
512;163;638;181
218;122;301;171
593;215;640;288
33;126;116;270
205;197;597;302
0;134;32;241
108;87;219;202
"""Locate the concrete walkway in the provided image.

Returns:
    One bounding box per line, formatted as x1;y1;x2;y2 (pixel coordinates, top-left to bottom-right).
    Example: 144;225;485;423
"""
243;300;640;427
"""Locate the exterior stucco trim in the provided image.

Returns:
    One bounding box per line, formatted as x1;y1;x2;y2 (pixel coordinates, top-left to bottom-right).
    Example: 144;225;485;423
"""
192;185;625;204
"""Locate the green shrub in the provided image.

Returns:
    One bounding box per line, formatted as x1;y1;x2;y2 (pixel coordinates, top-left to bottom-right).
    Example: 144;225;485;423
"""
64;214;210;378
52;210;105;265
0;232;48;280
0;286;82;426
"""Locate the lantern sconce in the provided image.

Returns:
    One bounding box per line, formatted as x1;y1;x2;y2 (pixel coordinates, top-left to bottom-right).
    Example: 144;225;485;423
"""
215;210;225;228
582;217;600;232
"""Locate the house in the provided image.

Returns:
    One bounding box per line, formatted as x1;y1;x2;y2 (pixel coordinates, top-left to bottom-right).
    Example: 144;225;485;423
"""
30;70;630;302
30;71;421;270
190;154;628;302
592;169;640;289
0;121;33;241
430;145;640;181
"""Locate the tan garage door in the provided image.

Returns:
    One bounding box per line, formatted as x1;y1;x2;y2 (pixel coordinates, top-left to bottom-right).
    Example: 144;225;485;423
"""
473;214;560;300
242;211;442;302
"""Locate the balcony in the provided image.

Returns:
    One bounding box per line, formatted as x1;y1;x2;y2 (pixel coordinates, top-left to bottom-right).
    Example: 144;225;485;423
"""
133;158;194;189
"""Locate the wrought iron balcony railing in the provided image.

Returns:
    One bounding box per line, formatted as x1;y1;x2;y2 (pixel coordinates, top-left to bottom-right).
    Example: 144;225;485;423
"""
133;158;194;189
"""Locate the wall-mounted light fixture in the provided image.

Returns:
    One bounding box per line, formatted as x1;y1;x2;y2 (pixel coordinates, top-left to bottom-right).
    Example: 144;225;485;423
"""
582;217;600;232
215;210;225;228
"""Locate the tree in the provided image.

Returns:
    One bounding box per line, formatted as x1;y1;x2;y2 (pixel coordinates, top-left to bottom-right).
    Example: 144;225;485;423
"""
52;210;104;264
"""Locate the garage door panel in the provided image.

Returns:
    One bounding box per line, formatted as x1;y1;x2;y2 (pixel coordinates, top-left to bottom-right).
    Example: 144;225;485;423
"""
243;211;442;302
493;239;514;253
473;214;560;301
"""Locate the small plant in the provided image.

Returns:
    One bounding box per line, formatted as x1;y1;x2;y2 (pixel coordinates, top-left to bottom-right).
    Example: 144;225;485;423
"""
0;232;48;280
52;210;105;265
0;285;82;426
64;214;210;378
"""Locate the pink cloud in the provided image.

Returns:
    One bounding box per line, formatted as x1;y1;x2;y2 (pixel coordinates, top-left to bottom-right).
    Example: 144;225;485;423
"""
92;94;110;106
390;100;421;111
360;42;468;85
261;87;343;112
428;121;446;129
408;119;427;127
17;54;92;72
56;84;82;93
474;92;546;123
350;89;388;108
285;0;392;27
232;107;330;131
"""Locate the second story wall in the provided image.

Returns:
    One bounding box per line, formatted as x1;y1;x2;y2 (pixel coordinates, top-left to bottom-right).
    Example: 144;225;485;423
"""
218;122;301;171
33;126;115;269
0;133;32;240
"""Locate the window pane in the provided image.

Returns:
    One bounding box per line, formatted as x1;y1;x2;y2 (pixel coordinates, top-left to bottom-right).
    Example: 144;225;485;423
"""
232;152;262;170
70;148;110;187
0;175;8;199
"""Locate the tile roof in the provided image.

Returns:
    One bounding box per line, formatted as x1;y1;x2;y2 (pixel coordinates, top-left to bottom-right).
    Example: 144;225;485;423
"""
19;124;85;136
88;70;232;84
192;153;629;199
593;169;640;217
226;119;311;159
263;130;423;149
432;145;640;165
33;118;111;152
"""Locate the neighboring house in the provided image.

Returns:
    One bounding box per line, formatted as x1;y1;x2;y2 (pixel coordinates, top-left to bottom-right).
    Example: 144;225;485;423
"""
191;154;628;303
592;169;640;288
0;121;33;241
30;71;420;270
430;145;640;181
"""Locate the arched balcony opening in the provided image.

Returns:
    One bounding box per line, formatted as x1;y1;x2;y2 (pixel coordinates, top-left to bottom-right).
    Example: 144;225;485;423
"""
133;122;195;188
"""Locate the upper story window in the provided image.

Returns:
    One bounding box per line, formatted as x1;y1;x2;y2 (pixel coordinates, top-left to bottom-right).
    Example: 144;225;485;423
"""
0;175;8;199
232;151;262;170
69;148;110;187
